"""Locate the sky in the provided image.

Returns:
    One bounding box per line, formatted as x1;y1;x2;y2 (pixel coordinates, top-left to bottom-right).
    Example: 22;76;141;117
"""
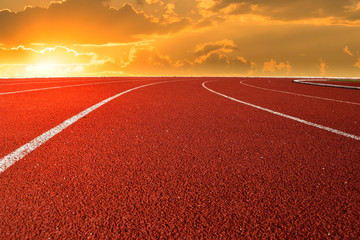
0;0;360;77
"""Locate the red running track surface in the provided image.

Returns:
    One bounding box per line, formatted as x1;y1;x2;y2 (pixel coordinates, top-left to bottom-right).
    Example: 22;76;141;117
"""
0;77;359;239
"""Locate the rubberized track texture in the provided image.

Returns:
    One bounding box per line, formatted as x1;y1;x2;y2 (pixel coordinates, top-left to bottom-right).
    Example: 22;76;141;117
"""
0;77;359;239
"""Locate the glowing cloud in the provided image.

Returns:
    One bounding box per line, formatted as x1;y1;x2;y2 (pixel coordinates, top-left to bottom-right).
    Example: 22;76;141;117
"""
205;0;360;23
0;0;190;44
317;58;328;74
0;0;359;77
194;39;238;56
355;57;360;69
262;59;291;74
0;44;122;77
343;45;354;56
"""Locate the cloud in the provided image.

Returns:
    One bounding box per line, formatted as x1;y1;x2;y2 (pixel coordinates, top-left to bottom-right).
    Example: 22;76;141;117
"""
124;46;174;75
145;0;163;5
317;58;328;74
201;0;360;23
355;57;360;69
177;52;250;75
262;58;291;74
0;45;95;64
343;45;354;56
190;40;251;74
0;0;359;78
194;51;247;66
0;44;123;77
0;0;190;45
194;52;229;65
123;39;252;75
194;39;238;56
116;0;201;19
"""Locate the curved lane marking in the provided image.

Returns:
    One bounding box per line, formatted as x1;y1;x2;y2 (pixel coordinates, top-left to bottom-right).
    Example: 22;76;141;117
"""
202;80;360;141
240;80;360;106
293;79;360;90
0;81;165;174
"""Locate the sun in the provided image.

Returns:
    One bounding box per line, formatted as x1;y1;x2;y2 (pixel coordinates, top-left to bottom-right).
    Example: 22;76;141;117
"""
34;63;58;73
25;62;85;77
25;61;64;77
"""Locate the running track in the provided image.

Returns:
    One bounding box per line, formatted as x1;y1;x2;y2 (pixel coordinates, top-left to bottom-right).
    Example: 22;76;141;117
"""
0;77;359;239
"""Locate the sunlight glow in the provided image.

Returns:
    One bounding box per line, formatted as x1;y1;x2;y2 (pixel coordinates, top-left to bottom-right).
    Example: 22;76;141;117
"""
26;63;63;77
1;0;360;77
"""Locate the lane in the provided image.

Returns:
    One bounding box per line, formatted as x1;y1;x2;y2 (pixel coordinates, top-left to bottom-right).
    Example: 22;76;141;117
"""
0;78;110;86
0;77;121;84
204;81;360;140
240;79;360;106
1;78;359;239
208;78;360;136
0;81;167;173
0;77;152;94
266;78;360;103
294;79;360;90
0;78;162;158
327;81;360;87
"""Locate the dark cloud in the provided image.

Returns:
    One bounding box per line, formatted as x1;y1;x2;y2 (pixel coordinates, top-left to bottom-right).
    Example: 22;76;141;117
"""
0;0;190;45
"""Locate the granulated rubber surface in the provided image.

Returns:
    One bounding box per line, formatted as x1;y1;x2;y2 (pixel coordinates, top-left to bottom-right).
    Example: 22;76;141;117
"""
0;77;359;239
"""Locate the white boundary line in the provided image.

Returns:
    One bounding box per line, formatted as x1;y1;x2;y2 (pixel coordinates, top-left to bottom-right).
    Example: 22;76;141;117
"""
0;81;165;174
0;79;154;96
293;79;360;90
240;80;360;106
202;80;360;141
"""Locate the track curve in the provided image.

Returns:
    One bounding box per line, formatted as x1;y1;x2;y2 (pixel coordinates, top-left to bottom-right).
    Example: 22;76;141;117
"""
1;77;359;239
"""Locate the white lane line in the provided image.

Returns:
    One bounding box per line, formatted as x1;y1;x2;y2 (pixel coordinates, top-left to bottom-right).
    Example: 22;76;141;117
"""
0;81;164;174
240;80;360;106
202;81;360;141
294;79;360;90
0;79;152;96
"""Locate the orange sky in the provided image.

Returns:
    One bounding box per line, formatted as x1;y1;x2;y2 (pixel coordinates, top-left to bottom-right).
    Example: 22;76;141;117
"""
0;0;360;77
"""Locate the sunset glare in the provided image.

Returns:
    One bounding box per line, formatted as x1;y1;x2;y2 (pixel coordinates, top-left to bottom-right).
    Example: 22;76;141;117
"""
1;0;360;77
